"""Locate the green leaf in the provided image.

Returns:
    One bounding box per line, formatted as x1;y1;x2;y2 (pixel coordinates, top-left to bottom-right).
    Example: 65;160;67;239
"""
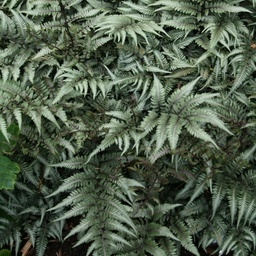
0;155;20;190
0;249;11;256
0;124;19;153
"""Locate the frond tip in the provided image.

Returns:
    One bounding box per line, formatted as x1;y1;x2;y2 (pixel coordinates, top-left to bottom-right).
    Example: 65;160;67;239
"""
0;115;9;142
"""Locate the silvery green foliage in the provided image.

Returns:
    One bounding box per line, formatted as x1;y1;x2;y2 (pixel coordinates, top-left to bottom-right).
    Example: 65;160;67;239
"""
0;0;256;255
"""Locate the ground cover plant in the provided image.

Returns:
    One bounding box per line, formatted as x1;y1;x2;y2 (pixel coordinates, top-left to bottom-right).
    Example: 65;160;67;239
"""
0;0;256;255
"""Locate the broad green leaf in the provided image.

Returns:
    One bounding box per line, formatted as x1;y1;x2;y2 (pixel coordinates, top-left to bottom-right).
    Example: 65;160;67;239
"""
0;155;20;190
0;249;11;256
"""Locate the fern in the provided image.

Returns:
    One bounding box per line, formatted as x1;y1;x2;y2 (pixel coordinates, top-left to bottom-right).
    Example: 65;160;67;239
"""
0;157;65;256
1;0;256;255
49;154;138;255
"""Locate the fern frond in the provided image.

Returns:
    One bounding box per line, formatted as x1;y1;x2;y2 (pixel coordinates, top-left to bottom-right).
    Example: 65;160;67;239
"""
32;47;56;60
211;183;225;219
155;113;169;151
151;75;165;112
208;3;251;14
166;114;183;150
41;106;60;129
172;220;200;256
151;1;198;15
161;16;197;31
186;122;218;148
35;227;48;256
28;110;42;134
0;115;9;142
97;15;165;45
167;77;200;105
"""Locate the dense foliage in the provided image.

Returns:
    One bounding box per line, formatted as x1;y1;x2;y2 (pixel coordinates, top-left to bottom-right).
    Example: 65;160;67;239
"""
0;0;256;255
